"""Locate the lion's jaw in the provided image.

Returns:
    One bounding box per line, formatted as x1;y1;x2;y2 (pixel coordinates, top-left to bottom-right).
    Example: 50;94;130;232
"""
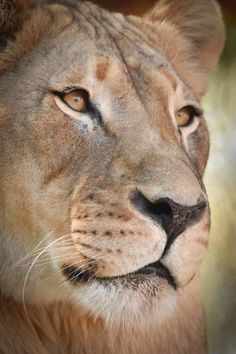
0;0;224;330
53;178;209;325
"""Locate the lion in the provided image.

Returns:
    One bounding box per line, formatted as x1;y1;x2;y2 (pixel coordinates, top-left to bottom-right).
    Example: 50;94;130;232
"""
0;0;224;353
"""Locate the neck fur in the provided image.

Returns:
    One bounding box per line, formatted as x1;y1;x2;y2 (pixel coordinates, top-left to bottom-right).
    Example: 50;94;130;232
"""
0;277;207;354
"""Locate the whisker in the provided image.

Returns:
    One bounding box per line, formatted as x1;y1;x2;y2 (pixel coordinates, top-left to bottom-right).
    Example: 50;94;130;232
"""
23;232;72;260
22;233;74;328
1;235;74;277
15;217;75;267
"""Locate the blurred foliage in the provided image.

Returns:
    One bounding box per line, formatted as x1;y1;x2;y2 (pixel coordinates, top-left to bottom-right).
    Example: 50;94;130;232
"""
202;22;236;354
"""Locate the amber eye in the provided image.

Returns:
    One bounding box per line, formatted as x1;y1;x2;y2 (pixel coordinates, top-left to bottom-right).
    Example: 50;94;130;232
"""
175;106;200;128
62;89;89;112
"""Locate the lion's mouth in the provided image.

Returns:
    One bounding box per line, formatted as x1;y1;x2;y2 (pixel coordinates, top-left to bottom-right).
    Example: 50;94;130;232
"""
62;261;176;289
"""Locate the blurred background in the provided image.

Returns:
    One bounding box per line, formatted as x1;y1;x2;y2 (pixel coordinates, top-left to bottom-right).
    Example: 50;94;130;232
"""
91;1;236;353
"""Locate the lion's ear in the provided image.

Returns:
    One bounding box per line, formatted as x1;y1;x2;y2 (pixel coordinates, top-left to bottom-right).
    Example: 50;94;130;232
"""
0;0;31;49
144;0;225;73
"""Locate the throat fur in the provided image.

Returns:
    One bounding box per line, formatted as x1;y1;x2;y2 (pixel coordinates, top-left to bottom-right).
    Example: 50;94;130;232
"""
0;279;207;354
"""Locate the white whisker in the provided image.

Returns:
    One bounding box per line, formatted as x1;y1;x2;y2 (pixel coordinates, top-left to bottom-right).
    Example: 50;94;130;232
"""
22;233;73;328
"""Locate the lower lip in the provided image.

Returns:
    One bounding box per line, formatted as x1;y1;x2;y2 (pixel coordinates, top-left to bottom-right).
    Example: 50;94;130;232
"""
63;261;176;289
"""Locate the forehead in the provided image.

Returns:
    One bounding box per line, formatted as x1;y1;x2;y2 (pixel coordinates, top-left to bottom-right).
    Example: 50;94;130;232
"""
60;2;165;63
45;2;195;102
47;9;163;75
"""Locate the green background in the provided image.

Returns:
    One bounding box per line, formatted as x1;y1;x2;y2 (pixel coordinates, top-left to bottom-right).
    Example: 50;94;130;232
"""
202;16;236;354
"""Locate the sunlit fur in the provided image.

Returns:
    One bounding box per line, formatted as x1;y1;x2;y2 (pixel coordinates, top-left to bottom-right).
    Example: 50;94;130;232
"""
0;0;224;353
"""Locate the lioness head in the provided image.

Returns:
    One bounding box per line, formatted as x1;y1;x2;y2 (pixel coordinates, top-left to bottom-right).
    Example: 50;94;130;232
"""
0;0;224;325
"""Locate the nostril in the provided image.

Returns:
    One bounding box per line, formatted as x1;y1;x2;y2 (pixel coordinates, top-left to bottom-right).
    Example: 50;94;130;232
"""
131;191;207;242
151;201;173;235
131;191;173;234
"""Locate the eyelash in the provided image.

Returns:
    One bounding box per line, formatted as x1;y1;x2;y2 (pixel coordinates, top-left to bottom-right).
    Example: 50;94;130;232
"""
52;87;90;112
177;105;203;129
53;86;105;128
185;106;201;125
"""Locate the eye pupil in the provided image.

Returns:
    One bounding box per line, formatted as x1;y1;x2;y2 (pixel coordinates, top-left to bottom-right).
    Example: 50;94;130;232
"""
175;106;198;128
62;89;88;112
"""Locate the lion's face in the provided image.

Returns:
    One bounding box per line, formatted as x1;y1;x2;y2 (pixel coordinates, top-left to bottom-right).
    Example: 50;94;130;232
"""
0;0;224;325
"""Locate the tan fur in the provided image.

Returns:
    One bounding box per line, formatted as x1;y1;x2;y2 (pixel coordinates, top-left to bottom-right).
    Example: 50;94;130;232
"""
0;0;224;353
0;277;207;354
95;55;110;81
144;0;225;72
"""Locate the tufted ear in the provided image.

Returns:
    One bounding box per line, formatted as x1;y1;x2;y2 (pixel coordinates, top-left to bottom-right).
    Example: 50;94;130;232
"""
0;0;31;49
144;0;225;73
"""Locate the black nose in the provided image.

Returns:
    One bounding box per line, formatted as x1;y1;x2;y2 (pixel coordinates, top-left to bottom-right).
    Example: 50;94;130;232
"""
131;191;207;251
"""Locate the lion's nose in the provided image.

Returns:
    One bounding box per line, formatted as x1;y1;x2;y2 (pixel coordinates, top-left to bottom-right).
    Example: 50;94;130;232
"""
131;190;207;250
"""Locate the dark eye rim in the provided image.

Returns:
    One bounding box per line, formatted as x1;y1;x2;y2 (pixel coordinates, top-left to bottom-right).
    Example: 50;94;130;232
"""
177;105;203;128
51;86;104;128
52;86;90;113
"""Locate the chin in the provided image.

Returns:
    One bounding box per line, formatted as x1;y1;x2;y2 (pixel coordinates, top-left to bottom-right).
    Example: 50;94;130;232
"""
62;263;178;327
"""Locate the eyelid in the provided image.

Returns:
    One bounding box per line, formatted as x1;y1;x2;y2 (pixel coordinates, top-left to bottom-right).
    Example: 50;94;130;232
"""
175;104;203;138
179;105;203;128
51;86;88;94
51;88;104;129
53;95;95;131
193;107;203;117
50;87;90;116
51;87;89;101
179;105;203;117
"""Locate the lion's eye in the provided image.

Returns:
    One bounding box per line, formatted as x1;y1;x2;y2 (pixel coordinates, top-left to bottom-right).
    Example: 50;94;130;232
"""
62;89;89;112
175;106;201;128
